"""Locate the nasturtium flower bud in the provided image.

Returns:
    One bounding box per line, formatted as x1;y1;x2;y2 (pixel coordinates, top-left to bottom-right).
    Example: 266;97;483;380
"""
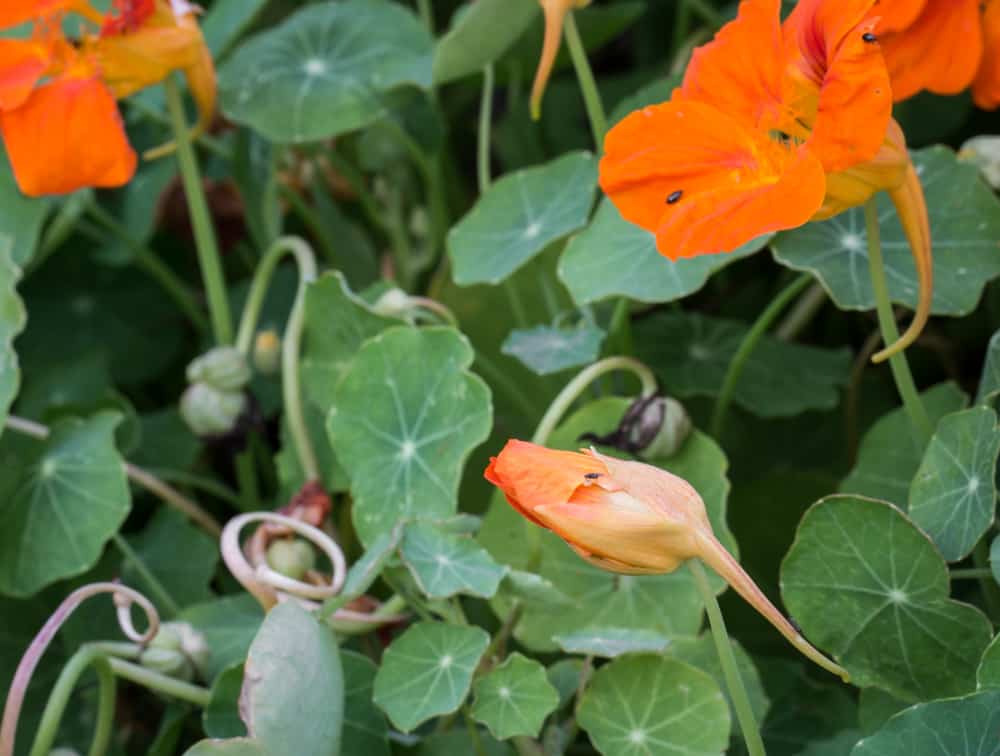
186;346;252;392
266;538;316;581
530;0;591;119
180;382;246;437
961;135;1000;189
253;329;281;375
628;396;692;459
485;440;848;680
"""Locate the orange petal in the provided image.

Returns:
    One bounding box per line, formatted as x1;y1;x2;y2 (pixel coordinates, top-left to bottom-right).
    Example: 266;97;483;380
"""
676;0;784;132
0;39;51;110
599;100;826;259
0;72;135;196
973;0;1000;110
873;0;927;33
89;22;202;98
784;0;891;173
879;0;982;101
0;0;81;29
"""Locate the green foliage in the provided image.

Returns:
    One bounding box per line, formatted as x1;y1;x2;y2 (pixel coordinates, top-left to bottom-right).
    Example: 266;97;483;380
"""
0;245;25;431
400;521;507;599
471;653;559;739
433;0;539;84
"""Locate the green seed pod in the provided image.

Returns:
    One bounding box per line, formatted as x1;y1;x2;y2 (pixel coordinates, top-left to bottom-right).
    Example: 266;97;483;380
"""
372;287;411;319
253;329;282;375
180;383;246;437
141;622;209;681
186;346;252;393
266;538;317;581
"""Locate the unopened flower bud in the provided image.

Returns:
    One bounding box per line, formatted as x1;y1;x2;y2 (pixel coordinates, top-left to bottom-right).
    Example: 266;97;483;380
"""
253;329;282;375
186;346;252;393
266;538;316;581
960;135;1000;189
180;383;246;437
631;396;692;459
141;622;209;681
372;288;412;318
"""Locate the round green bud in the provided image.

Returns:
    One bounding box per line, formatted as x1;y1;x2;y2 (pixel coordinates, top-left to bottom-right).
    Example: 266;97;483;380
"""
180;383;246;437
266;538;317;581
632;396;692;459
253;329;282;375
186;346;252;393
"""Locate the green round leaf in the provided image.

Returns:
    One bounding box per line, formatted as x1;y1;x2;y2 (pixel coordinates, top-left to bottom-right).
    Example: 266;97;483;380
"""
183;739;268;756
978;633;1000;690
772;146;1000;317
401;521;507;599
500;322;606;376
342;651;390;756
553;628;672;658
471;653;559;740
204;664;246;739
0;245;25;432
908;407;1000;561
372;621;490;732
781;495;992;701
0;152;51;267
242;602;344;756
558;199;769;305
577;656;730;756
975;329;1000;407
840;383;967;506
328;326;492;547
0;413;130;596
433;0;539;84
448;152;598;285
219;0;434;143
635;312;851;418
852;690;1000;756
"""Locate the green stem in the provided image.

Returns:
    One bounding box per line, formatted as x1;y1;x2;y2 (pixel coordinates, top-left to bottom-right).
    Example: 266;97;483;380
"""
463;708;489;756
774;283;827;341
416;0;433;32
28;646;115;756
164;74;233;345
111;535;179;619
235;236;320;481
863;198;932;443
951;567;995;580
478;63;495;195
563;11;608;148
690;560;766;756
671;0;693;54
710;274;812;438
126;97;231;160
973;539;1000;621
684;0;725;27
106;658;211;706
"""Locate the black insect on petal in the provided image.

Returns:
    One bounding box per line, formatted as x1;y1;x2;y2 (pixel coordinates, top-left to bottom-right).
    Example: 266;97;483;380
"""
666;190;683;204
862;31;878;43
584;472;603;480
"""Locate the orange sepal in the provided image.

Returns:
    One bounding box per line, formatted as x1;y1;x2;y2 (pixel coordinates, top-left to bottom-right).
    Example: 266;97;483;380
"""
0;71;136;196
879;0;982;101
530;0;588;120
599;100;826;260
973;0;1000;110
0;39;51;111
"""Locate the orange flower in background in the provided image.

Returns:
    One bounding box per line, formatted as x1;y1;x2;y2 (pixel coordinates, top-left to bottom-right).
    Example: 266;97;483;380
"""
0;0;215;197
599;0;933;362
530;0;589;119
485;440;849;680
875;0;1000;109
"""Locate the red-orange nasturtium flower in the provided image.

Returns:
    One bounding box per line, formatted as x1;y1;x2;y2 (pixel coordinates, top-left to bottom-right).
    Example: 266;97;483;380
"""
599;0;933;362
0;0;214;197
485;440;849;680
876;0;1000;109
530;0;589;120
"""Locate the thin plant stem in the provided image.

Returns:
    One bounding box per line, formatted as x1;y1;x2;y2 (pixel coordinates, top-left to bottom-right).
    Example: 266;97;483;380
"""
27;646;115;756
563;11;608;148
863;198;932;443
951;568;995;580
416;0;433;32
775;283;827;341
149;469;241;508
684;0;725;26
463;708;489;756
111;535;180;618
234;450;260;512
3;416;222;536
126;97;231;160
478;63;495;195
234;236;320;481
164;74;233;345
710;274;812;438
690;560;766;756
671;0;693;54
973;539;1000;621
106;658;211;706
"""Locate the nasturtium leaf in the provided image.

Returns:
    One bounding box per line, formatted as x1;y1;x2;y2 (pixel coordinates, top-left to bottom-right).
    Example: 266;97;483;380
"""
553;628;671;658
0;245;25;432
0;152;50;266
800;731;863;756
433;0;539;84
200;0;269;56
471;653;559;740
372;621;490;732
577;656;730;756
500;322;605;376
0;413;130;597
781;496;992;701
908;408;1000;561
840;383;967;506
96;158;176;264
635;312;851;417
342;651;390;756
183;740;267;756
415;732;514;756
978;634;1000;689
852;690;1000;756
991;535;1000;591
301;272;399;409
448;152;598;286
772;146;1000;317
858;687;908;735
328;326;492;547
242;602;344;756
666;635;770;733
181;594;264;681
122;508;219;609
481;398;736;650
499;569;575;608
558;199;769;305
219;0;434;143
323;525;402;614
401;521;507;599
975;329;1000;406
204;664;246;739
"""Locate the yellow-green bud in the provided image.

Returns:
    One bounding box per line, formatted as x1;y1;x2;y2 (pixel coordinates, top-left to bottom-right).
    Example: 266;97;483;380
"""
372;288;412;319
266;538;316;581
253;329;282;375
141;622;209;681
180;383;246;437
186;347;252;393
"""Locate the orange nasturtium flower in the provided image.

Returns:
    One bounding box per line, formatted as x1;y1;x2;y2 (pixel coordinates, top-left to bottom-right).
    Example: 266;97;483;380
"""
530;0;589;120
599;0;933;362
876;0;1000;109
0;0;214;197
486;440;849;680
